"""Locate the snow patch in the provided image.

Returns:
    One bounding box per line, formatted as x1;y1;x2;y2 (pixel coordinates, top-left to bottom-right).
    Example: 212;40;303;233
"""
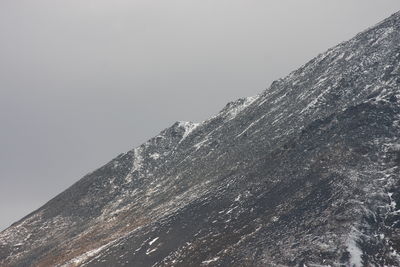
237;114;266;138
224;95;258;120
390;143;400;151
150;153;160;160
194;138;209;150
346;231;363;267
346;53;355;61
201;257;220;265
178;121;200;143
146;247;158;255
148;237;159;246
61;243;109;267
132;147;143;172
388;192;397;210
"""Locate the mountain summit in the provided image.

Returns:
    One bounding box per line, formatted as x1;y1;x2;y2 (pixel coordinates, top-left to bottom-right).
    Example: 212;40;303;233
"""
1;11;400;267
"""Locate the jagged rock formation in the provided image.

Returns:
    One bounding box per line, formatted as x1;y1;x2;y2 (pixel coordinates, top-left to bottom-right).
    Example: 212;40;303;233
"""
1;11;400;267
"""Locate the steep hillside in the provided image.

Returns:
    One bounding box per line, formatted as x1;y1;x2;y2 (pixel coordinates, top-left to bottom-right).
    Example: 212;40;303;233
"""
1;11;400;267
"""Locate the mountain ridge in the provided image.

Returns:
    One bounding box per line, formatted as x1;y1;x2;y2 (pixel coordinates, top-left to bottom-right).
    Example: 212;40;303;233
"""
1;10;400;267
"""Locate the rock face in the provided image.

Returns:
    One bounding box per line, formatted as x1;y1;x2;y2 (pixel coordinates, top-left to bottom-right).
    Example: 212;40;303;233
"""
1;11;400;267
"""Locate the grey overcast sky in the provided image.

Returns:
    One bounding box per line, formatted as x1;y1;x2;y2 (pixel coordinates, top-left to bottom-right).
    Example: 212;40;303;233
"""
1;1;400;231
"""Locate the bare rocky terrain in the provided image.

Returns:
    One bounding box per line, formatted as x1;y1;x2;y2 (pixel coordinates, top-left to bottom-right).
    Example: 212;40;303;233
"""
1;11;400;267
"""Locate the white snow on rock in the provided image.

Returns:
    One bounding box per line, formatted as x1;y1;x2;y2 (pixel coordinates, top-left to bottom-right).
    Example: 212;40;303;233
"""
237;114;267;138
388;192;397;211
150;153;160;160
61;243;109;267
146;247;158;255
346;230;363;267
148;237;159;246
132;147;143;172
125;147;144;183
194;138;209;150
178;121;200;143
224;95;259;120
201;256;220;265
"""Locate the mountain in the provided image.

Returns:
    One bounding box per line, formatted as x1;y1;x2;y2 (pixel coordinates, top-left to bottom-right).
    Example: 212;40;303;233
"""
1;11;400;267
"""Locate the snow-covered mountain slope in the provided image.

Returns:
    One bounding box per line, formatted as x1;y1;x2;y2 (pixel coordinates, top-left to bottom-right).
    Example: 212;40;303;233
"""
1;11;400;267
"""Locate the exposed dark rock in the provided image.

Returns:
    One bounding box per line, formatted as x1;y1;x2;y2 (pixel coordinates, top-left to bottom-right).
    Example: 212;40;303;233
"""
1;10;400;267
